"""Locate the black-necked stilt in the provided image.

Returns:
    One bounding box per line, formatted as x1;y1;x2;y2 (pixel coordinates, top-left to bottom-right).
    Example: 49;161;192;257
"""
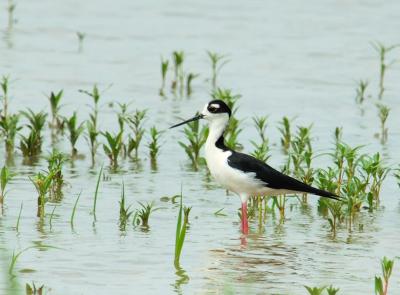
171;100;340;234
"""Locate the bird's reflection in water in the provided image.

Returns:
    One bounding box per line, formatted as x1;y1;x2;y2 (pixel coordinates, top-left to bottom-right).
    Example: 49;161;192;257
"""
204;230;299;293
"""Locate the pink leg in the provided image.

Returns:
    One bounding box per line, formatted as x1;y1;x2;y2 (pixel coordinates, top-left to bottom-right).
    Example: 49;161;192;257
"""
241;201;249;234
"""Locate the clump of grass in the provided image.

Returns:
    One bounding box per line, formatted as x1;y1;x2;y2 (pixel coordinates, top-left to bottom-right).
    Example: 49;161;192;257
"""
134;201;157;227
147;126;163;169
1;166;15;206
376;103;390;144
47;150;67;201
174;193;188;267
65;112;85;157
127;109;147;160
159;57;169;96
30;171;54;218
102;131;123;168
212;88;242;150
1;75;10;118
371;42;398;99
375;257;394;295
119;182;133;231
0;113;21;156
355;79;369;105
207;51;229;90
278;116;292;154
305;285;339;295
304;286;326;295
48;90;64;131
77;31;86;52
25;282;44;295
178;115;208;170
20;109;47;158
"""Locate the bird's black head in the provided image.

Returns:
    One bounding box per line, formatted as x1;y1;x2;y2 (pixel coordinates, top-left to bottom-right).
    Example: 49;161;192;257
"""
170;99;232;129
206;100;232;117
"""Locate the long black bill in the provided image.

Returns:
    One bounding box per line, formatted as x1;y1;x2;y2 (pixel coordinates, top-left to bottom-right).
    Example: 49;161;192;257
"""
170;114;204;129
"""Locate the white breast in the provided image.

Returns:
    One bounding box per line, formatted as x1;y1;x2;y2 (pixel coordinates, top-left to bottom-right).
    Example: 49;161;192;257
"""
205;142;264;195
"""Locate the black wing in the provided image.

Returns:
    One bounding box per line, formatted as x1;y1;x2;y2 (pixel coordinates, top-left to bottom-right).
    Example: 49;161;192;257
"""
227;151;340;200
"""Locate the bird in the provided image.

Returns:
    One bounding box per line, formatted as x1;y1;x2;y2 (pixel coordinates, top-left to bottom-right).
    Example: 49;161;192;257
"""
170;99;340;234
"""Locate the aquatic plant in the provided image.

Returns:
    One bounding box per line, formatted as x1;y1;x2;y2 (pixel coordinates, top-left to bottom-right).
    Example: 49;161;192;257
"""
86;120;99;166
92;166;103;222
174;193;188;267
278;116;292;154
136;201;156;227
172;51;185;93
102;131;123;168
79;84;101;128
304;286;326;295
376;103;390;144
126;109;147;159
47;150;66;200
371;42;398;99
186;72;199;97
250;116;270;162
77;31;86;51
20;109;47;157
0;75;10;118
7;0;16;28
394;166;400;188
48;90;64;130
30;171;54;218
65;112;85;156
305;285;339;295
207;51;229;90
178;115;208;170
326;285;340;295
9;247;33;276
355;79;369;105
375;257;394;295
70;192;82;229
119;182;133;231
147;126;163;168
20;130;41;159
1;165;15;205
25;282;44;295
0;113;21;155
159;57;169;96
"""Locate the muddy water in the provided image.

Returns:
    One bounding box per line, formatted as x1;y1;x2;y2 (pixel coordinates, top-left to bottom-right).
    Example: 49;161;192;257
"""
1;0;400;294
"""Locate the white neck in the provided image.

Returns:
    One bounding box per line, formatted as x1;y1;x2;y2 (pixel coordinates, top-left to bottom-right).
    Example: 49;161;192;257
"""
206;116;228;148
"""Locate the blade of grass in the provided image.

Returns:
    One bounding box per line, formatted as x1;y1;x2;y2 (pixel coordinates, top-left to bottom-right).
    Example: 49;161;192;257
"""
92;165;103;221
70;191;82;229
15;202;23;232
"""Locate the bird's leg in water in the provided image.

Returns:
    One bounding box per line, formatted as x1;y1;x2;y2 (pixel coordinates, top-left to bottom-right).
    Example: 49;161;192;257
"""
240;194;249;234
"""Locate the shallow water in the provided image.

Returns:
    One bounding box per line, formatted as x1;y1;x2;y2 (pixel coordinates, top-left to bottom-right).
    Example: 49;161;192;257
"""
1;0;400;294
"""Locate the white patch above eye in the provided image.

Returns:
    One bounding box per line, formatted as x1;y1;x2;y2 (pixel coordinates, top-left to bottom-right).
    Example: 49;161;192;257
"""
210;104;220;108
